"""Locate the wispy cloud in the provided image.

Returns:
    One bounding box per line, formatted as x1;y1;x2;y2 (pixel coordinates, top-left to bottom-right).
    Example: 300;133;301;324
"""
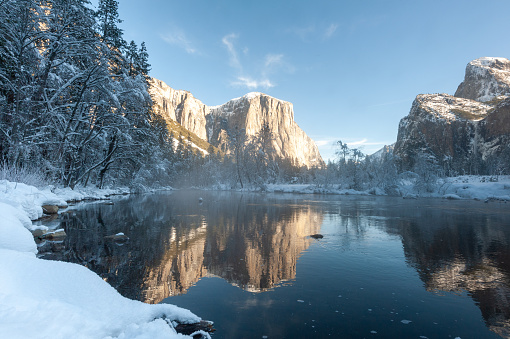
232;77;274;90
265;53;284;68
161;29;197;54
222;33;241;69
324;23;338;39
346;138;392;149
287;22;339;42
221;34;292;90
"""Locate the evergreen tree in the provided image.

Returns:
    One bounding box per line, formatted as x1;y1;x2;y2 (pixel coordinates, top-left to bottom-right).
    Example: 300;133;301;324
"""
95;0;124;49
137;41;151;79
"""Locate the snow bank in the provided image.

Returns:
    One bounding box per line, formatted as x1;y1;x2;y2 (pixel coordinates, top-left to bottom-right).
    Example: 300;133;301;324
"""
0;180;67;221
441;176;510;201
0;204;37;254
0;248;200;339
263;176;510;201
0;181;206;339
54;185;131;202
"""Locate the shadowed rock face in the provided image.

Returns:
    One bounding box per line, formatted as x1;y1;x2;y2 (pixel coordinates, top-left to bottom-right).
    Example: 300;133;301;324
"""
394;58;510;171
150;79;323;168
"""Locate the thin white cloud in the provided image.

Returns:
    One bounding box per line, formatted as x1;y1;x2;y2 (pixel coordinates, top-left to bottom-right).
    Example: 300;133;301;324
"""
232;76;274;90
263;53;295;74
222;34;291;90
347;139;392;148
315;140;331;147
324;23;338;39
160;30;197;54
265;54;284;68
288;23;339;42
287;25;316;41
222;33;241;69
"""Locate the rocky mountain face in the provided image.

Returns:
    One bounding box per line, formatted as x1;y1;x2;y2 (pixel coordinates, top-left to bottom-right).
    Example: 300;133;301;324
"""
150;79;323;168
455;57;510;102
394;57;510;173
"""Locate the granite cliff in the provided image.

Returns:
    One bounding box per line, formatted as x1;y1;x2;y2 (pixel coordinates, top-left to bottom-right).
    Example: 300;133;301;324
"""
394;57;510;173
150;79;323;168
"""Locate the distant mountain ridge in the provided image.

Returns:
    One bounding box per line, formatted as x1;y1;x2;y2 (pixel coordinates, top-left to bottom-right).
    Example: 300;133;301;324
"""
394;57;510;173
150;78;324;168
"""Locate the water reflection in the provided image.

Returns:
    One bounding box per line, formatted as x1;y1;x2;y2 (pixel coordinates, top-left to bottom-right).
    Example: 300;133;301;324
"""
42;193;510;337
391;202;510;338
324;198;510;338
46;191;322;303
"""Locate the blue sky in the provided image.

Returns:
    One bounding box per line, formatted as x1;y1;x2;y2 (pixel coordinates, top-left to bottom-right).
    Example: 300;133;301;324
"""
103;0;510;161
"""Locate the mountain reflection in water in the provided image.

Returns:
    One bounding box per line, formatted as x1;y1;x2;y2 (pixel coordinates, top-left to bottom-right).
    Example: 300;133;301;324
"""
49;191;322;303
42;192;510;338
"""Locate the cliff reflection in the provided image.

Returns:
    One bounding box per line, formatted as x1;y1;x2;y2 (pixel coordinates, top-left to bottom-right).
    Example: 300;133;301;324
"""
375;199;510;338
53;191;322;304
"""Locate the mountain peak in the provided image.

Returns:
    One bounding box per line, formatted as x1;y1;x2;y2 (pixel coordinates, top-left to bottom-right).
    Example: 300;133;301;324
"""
455;57;510;102
150;79;323;168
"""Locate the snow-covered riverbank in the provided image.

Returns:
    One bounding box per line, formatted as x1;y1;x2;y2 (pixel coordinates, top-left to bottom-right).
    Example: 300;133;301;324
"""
265;175;510;201
1;175;508;338
0;180;209;339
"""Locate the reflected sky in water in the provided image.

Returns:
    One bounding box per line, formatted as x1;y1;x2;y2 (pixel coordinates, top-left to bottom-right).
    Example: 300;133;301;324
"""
42;191;510;338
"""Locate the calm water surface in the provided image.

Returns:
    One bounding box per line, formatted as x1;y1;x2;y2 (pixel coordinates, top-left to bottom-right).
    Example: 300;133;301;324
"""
41;191;510;338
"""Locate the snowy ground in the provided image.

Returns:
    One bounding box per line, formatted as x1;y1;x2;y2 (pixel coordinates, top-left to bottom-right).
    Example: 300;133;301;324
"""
0;180;209;339
264;175;510;201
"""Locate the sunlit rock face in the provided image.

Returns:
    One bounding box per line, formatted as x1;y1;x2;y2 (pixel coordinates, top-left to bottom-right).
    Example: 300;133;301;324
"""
394;57;510;171
455;57;510;102
150;79;324;168
150;78;209;140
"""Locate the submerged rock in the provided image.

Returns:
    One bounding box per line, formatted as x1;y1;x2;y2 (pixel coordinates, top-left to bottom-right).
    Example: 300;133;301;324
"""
174;320;215;337
42;205;59;214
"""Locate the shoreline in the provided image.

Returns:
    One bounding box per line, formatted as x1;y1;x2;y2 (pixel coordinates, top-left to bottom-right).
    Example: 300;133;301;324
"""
0;180;211;339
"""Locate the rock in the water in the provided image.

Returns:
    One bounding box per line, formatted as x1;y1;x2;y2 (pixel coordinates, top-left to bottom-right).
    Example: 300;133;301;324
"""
310;234;323;239
40;229;66;240
174;320;214;337
42;205;59;214
104;233;129;242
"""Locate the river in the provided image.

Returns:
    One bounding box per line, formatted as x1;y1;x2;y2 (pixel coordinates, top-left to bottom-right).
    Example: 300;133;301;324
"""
39;190;510;338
